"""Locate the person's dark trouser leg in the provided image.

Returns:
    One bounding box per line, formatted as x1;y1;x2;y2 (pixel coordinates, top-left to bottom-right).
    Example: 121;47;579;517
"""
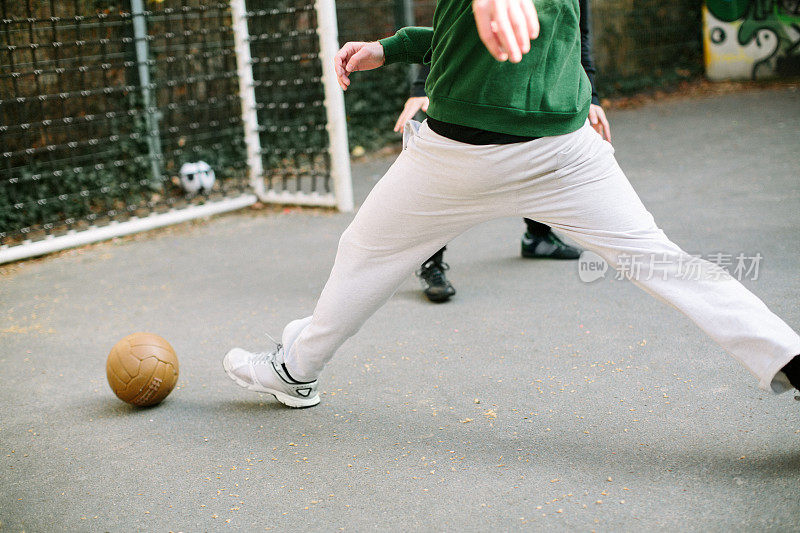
524;218;551;237
425;246;447;266
521;219;582;259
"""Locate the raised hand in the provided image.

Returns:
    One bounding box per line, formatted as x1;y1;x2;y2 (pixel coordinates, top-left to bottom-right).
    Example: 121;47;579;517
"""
472;0;540;63
589;104;611;142
394;97;430;132
334;41;385;91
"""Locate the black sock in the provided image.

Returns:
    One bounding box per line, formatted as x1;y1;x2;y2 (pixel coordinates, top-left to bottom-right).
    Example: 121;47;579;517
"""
781;354;800;390
524;218;551;238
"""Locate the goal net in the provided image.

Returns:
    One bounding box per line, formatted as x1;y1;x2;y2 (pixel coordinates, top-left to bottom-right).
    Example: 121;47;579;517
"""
0;0;351;263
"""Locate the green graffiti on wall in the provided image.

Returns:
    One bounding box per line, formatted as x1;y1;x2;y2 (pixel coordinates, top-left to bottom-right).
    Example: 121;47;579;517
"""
708;0;800;22
706;0;800;77
707;0;749;21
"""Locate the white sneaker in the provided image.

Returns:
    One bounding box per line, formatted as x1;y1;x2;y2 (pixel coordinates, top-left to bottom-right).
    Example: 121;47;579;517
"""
223;317;319;408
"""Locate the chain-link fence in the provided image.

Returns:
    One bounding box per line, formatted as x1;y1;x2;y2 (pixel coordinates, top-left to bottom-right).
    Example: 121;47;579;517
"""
1;0;348;258
247;2;331;198
335;0;438;151
1;1;251;248
593;0;703;93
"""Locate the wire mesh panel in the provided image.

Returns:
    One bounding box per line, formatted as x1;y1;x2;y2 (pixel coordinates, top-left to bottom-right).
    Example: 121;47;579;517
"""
146;1;248;192
335;0;436;151
244;1;332;200
0;0;252;250
592;0;703;93
0;0;352;260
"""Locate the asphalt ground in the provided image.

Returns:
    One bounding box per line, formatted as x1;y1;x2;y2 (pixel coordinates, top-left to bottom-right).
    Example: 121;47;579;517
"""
1;87;799;531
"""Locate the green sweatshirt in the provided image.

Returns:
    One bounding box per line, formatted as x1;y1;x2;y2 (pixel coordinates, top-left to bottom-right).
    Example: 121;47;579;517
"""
378;0;591;137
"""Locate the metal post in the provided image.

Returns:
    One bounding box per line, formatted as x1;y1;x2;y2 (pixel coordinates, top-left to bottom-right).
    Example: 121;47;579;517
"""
399;0;415;28
130;0;163;185
395;0;417;85
315;0;353;213
0;195;257;265
230;0;267;200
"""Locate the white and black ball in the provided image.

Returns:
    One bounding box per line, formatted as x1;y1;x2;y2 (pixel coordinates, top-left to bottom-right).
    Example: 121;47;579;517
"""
179;160;216;194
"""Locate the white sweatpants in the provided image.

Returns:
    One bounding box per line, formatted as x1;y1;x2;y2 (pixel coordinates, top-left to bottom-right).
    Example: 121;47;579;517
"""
284;120;800;392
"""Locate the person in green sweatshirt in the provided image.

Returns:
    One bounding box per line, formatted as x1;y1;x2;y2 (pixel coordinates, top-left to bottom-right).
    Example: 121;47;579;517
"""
223;0;800;408
400;0;606;303
402;62;586;302
399;0;601;303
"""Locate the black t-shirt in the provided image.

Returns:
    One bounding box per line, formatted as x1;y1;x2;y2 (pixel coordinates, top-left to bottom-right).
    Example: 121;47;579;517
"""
426;117;541;145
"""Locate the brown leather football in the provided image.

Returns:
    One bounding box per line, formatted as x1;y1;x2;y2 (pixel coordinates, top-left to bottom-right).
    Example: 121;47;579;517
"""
106;333;179;407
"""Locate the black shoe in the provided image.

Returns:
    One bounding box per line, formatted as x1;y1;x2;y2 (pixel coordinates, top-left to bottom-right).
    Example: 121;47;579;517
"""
521;231;582;259
416;260;456;303
781;354;800;400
